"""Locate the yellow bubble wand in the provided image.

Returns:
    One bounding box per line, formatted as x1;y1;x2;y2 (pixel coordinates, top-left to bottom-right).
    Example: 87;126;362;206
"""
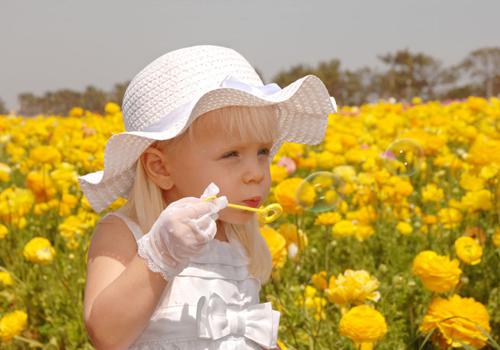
203;195;283;224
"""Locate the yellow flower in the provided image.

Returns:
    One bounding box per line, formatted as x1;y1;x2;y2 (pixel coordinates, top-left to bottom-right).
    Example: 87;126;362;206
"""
296;154;317;170
412;250;462;293
460;173;485;191
104;101;121;115
325;269;380;306
437;207;463;230
270;164;288;184
277;339;288;350
278;223;308;248
421;183;444;203
355;225;375;241
396;221;413;235
0;162;11;182
296;285;327;321
0;224;8;239
460;189;493;212
454;236;483;265
422;215;438;225
50;162;78;193
276;142;305;161
332;220;356;238
333;165;357;182
29;145;61;165
0;310;28;342
420;294;491;349
392;178;414;197
26;169;57;202
259;225;287;269
316;151;335;169
479;164;498;180
23;237;56;265
0;271;13;286
273;177;306;214
493;227;500;248
314;211;342;226
58;192;79;217
0;187;34;225
339;305;387;345
311;271;328;290
412;96;422;104
68;106;84;118
468;134;500;166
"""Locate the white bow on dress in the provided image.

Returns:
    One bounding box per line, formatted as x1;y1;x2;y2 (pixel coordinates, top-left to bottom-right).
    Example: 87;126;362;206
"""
196;291;281;349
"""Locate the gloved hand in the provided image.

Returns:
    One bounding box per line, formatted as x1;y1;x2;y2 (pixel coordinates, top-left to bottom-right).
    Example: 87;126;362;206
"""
136;182;228;281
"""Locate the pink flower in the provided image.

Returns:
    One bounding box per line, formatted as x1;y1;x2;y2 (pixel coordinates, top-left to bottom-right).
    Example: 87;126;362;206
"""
277;156;296;175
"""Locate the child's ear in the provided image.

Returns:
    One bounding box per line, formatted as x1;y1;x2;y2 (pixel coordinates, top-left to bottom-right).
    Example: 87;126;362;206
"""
140;147;174;190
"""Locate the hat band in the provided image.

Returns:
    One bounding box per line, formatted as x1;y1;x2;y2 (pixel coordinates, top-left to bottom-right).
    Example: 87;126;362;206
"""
140;75;282;133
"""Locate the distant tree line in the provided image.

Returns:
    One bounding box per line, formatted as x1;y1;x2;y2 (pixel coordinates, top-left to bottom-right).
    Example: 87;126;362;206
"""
1;46;499;116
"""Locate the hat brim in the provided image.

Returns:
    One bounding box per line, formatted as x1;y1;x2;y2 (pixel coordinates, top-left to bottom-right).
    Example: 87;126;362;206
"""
78;74;336;212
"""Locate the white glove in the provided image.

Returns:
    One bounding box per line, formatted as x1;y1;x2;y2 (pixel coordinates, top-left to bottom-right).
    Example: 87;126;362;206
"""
136;182;228;281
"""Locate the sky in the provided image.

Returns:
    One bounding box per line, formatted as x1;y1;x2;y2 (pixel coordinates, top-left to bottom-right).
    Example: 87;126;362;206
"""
1;0;499;111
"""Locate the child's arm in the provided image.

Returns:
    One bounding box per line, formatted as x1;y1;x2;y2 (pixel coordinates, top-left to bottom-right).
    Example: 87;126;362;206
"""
84;215;169;350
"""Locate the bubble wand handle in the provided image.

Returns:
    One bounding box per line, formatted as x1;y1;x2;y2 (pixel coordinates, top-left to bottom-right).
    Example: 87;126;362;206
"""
203;195;283;224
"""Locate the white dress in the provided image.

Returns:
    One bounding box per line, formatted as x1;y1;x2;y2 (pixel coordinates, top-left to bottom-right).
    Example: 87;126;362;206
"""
104;211;281;350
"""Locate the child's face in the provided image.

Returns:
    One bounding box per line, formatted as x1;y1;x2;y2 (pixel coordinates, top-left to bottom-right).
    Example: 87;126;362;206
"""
160;123;273;225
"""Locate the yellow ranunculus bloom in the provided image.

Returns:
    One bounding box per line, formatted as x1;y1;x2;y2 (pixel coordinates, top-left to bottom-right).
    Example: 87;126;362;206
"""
0;187;35;225
314;211;342;226
68;106;84;117
0;224;8;239
396;221;413;235
437;207;463;230
278;222;308;250
295;285;327;321
274;177;307;214
0;310;28;342
104;101;121;115
420;294;491;349
493;227;500;248
311;271;327;290
460;189;493;212
339;304;387;345
325;269;380;306
259;225;287;269
412;250;462;293
332;220;357;238
421;183;444;203
0;162;11;182
23;237;56;265
0;271;13;286
270;164;288;184
454;236;483;265
29;145;61;165
459;172;485;191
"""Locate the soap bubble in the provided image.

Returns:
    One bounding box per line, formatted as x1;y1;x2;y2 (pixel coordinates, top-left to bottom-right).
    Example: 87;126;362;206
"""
296;171;346;213
381;139;424;177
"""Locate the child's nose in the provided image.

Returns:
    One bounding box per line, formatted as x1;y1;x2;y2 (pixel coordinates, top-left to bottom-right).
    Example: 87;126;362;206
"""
242;159;265;184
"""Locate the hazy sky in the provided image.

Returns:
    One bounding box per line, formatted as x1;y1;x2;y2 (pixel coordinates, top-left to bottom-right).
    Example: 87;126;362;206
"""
1;0;499;111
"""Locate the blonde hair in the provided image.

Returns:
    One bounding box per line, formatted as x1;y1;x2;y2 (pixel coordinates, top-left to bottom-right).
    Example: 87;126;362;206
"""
118;104;279;284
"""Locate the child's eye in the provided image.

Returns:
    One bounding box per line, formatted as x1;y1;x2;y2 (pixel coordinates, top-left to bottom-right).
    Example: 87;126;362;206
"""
259;148;270;156
222;148;270;158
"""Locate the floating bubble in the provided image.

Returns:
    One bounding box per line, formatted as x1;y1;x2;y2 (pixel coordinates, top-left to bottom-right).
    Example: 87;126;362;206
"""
381;138;424;177
296;171;346;213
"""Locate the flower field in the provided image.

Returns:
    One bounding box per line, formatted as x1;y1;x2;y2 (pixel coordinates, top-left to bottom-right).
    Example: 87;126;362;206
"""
0;97;499;349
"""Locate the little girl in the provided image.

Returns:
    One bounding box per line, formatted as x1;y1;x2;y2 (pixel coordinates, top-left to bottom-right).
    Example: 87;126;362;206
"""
78;45;336;349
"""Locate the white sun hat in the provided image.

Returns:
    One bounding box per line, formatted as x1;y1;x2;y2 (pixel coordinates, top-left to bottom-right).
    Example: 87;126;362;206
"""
77;44;337;213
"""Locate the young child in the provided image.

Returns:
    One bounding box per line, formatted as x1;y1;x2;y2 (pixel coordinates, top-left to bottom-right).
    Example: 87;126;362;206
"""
78;45;336;349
